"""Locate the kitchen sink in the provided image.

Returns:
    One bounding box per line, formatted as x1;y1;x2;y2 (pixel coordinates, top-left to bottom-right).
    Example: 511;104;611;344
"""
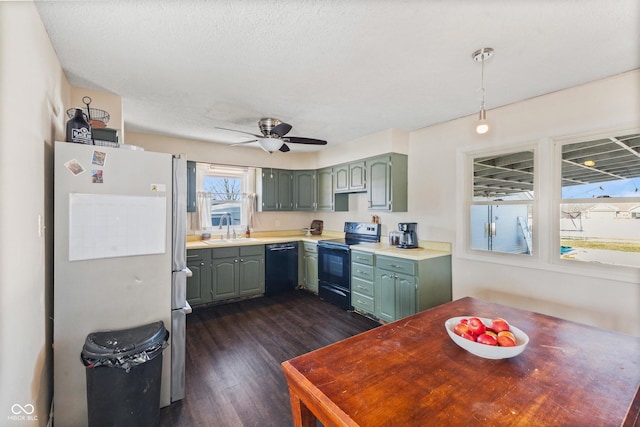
202;238;260;245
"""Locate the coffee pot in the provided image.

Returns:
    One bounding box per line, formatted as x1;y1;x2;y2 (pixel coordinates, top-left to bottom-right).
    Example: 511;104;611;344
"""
397;222;418;249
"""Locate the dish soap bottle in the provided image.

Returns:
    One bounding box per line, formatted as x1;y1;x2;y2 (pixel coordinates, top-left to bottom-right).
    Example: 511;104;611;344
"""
66;108;93;145
245;226;251;238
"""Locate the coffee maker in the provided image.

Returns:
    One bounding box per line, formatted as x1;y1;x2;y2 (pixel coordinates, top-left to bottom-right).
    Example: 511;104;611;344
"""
397;222;418;249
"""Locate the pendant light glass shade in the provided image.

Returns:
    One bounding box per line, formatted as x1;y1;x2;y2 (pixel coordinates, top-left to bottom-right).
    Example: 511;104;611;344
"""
476;109;489;134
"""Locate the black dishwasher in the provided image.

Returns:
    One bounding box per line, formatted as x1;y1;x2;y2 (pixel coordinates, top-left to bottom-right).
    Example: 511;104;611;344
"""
265;242;299;296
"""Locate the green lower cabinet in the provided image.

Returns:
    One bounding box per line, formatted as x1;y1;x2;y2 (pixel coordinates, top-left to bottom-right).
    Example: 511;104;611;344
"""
239;254;265;296
303;242;318;293
188;246;264;306
351;250;376;316
374;254;451;322
212;256;239;300
186;249;213;305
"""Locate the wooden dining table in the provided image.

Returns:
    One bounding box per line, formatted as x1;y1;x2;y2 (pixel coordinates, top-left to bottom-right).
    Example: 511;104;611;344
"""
282;297;640;426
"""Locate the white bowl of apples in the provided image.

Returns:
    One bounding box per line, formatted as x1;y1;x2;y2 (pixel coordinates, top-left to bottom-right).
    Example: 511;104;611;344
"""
445;316;529;359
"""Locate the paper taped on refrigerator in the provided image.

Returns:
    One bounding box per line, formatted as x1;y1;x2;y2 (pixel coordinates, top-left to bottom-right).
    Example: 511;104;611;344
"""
68;193;167;261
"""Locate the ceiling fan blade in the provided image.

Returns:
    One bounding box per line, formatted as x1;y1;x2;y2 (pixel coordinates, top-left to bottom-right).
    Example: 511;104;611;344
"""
271;122;292;137
215;126;262;138
279;143;290;153
285;136;327;145
229;139;258;146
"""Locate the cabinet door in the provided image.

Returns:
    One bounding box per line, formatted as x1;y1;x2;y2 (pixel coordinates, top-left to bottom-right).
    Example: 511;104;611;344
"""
186;259;210;305
349;161;366;191
239;254;264;296
316;167;334;211
334;164;349;193
277;170;294;210
293;170;316;211
375;269;396;323
396;273;416;320
368;156;390;210
261;170;278;211
304;252;318;293
186;160;197;213
212;256;239;300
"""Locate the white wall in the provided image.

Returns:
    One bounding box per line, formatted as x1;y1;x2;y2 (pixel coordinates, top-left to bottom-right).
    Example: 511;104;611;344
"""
411;70;640;336
0;2;69;425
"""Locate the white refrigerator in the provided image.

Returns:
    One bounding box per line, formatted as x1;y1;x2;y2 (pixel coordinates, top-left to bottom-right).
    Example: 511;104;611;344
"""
53;141;189;426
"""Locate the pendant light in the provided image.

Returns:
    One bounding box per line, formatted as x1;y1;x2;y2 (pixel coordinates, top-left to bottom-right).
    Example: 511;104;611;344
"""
472;47;494;135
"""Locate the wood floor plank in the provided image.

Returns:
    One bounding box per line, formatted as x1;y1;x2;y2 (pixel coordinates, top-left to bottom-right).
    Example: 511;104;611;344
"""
160;290;379;426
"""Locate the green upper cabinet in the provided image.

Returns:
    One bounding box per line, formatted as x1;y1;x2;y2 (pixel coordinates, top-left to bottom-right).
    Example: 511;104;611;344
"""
293;170;317;211
260;169;293;211
367;153;408;212
335;161;366;193
317;167;348;212
348;161;366;192
186;160;197;213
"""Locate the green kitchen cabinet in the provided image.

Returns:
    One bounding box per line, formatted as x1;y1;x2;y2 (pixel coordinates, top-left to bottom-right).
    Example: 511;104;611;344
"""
186;248;212;306
351;250;375;315
260;169;293;211
186;160;197;213
374;254;451;322
334;161;366;193
317;167;348;212
367;153;408;212
293;170;317;211
302;242;318;293
212;246;264;301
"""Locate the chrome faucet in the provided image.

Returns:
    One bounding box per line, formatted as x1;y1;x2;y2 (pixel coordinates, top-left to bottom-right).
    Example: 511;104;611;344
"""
219;213;231;239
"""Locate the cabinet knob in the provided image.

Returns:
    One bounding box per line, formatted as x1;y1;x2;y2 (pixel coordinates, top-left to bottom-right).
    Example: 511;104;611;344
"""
235;259;239;263
240;258;244;262
200;262;205;266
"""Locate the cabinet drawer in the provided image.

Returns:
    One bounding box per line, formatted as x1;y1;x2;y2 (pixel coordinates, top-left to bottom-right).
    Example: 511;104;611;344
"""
186;248;210;261
352;276;374;297
352;264;374;281
240;245;264;256
303;242;318;254
351;251;374;265
376;256;416;275
352;292;374;313
212;247;239;259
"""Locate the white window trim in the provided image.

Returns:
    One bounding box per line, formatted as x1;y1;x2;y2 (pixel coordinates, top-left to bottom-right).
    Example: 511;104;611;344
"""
457;129;640;284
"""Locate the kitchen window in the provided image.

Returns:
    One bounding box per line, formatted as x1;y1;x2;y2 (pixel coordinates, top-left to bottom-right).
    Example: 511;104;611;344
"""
190;162;256;233
556;132;640;269
468;149;535;256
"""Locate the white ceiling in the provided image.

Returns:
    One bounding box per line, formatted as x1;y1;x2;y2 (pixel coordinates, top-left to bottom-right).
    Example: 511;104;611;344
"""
35;0;640;152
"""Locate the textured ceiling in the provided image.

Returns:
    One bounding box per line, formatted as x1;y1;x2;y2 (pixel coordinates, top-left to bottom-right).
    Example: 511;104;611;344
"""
35;0;640;152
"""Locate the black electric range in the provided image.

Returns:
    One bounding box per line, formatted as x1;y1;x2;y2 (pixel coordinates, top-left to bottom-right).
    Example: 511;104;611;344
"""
317;222;381;309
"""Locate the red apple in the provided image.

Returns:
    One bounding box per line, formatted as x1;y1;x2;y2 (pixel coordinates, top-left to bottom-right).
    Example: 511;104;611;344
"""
454;322;470;336
497;331;517;347
460;318;469;325
491;318;510;333
467;317;486;335
477;332;498;346
484;330;497;339
460;331;476;342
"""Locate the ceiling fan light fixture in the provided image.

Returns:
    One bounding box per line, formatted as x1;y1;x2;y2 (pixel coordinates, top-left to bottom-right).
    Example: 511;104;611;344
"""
258;137;283;153
472;47;494;135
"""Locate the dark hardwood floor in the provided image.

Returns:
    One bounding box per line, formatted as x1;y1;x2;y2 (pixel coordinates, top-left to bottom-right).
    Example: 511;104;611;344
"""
160;290;380;427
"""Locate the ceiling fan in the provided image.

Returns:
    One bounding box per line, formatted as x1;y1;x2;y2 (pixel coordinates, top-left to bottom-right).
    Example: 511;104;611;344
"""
216;118;327;153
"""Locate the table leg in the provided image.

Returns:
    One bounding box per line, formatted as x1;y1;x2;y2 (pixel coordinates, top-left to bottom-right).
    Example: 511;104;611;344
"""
288;389;317;427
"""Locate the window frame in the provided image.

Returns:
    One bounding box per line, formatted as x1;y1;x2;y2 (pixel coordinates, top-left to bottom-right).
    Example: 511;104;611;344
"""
458;141;541;265
551;126;640;277
456;126;639;284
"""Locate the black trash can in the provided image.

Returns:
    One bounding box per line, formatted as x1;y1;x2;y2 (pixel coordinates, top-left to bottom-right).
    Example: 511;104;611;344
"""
81;321;169;427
